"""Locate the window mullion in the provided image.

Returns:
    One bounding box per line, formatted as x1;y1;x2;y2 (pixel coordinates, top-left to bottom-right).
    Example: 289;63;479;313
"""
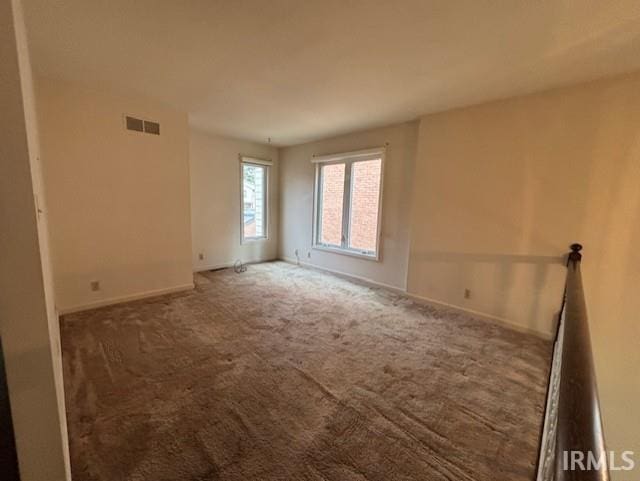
263;165;268;238
316;165;323;244
341;161;352;249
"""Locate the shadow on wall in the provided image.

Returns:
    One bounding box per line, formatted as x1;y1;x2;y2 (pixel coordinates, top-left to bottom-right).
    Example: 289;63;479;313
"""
409;250;567;336
0;339;20;481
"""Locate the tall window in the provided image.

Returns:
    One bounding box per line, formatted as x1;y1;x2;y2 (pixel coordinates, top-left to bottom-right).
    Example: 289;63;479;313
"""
241;159;269;242
313;149;383;259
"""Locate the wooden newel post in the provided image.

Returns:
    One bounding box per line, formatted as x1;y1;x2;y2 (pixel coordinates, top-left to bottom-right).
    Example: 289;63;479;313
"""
568;243;583;266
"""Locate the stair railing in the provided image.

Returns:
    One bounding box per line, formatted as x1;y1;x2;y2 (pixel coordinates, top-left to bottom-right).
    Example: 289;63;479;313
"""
536;244;608;481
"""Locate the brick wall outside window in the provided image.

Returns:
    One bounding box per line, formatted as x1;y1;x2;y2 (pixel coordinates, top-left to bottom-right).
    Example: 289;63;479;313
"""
319;163;345;245
349;159;381;252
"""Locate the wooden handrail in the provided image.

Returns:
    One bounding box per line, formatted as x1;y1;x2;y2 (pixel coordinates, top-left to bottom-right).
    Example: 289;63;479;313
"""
537;244;609;481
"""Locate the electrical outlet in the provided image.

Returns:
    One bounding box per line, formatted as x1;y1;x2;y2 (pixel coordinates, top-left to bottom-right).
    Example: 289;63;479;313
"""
307;251;311;258
294;249;299;257
464;288;471;299
198;253;204;260
90;280;100;292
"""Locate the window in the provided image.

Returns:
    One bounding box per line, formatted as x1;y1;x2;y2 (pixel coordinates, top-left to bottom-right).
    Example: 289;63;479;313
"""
313;148;384;259
241;158;269;242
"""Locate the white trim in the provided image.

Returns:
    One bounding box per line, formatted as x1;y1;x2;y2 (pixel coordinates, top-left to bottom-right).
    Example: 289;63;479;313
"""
280;256;403;292
311;147;385;163
240;159;269;243
193;258;277;273
311;148;385;261
57;283;194;314
312;244;378;261
279;257;552;341
239;155;272;166
194;261;235;272
404;292;554;340
242;237;268;244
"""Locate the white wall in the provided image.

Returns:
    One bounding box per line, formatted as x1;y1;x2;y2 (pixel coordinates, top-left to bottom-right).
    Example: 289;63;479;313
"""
408;72;640;478
36;78;194;313
279;121;418;289
0;0;70;479
189;129;279;270
277;74;640;475
23;24;640;477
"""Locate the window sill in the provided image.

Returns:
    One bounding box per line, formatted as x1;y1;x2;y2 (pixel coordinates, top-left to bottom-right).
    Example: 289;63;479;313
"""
242;236;268;244
312;244;380;261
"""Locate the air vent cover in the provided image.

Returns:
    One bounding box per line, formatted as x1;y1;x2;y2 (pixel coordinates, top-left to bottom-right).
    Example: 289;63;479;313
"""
125;115;160;135
125;116;144;132
143;120;160;135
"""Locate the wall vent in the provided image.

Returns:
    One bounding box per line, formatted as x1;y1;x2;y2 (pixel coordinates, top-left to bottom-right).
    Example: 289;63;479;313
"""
125;116;144;132
125;115;160;135
143;120;160;135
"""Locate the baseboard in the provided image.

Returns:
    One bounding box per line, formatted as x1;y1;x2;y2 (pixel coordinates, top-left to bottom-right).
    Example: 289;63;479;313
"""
404;292;553;341
194;261;234;272
280;256;552;341
193;258;277;273
58;283;195;315
279;256;405;293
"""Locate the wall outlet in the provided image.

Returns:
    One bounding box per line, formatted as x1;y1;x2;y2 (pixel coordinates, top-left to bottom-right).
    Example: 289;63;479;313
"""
90;280;100;292
307;251;311;258
294;249;299;257
464;288;471;299
198;253;204;260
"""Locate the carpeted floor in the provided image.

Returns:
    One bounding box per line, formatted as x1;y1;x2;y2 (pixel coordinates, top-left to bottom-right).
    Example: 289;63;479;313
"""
61;261;551;481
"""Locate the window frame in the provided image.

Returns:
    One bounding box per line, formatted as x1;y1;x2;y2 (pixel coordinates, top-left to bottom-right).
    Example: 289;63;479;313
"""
312;148;385;261
240;157;270;244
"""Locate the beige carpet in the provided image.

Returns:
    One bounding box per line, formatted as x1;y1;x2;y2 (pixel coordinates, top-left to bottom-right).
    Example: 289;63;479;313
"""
61;261;551;481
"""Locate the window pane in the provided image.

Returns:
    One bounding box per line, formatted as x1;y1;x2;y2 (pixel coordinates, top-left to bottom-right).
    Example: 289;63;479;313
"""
349;159;381;252
319;163;345;246
243;164;266;238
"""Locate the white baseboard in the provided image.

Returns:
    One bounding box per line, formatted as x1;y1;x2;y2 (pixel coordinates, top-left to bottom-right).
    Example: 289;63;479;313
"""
193;257;277;273
280;256;552;341
279;256;405;293
194;261;234;272
404;292;553;340
58;283;195;315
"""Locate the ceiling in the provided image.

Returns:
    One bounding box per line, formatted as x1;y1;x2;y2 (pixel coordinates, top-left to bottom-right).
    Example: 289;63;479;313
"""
23;0;640;146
